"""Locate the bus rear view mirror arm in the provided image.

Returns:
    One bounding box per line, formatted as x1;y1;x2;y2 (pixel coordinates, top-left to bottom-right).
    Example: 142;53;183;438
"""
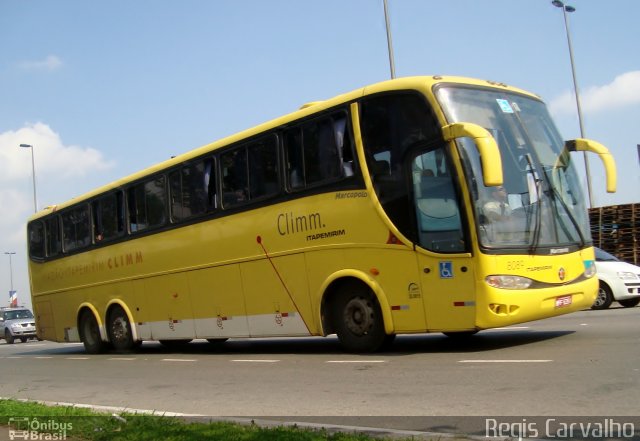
442;122;503;187
565;139;617;193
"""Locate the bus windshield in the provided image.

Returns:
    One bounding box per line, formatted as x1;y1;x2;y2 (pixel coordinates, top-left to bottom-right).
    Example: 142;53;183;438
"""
435;85;591;253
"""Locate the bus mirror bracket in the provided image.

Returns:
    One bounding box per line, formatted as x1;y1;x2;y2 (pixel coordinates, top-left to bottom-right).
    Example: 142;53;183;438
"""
565;139;617;193
442;122;503;187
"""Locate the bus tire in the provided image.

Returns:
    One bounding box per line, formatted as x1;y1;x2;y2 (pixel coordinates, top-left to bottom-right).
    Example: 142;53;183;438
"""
79;310;107;354
333;283;387;353
107;306;136;352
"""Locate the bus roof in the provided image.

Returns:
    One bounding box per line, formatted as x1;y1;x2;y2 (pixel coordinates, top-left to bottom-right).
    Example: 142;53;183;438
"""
28;75;537;221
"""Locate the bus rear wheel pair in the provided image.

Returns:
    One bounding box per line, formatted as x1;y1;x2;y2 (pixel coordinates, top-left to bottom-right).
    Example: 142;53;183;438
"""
79;306;135;354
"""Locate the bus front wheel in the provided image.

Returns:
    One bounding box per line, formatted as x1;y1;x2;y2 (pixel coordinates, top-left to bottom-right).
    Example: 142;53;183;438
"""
79;310;107;354
107;306;136;352
333;283;387;353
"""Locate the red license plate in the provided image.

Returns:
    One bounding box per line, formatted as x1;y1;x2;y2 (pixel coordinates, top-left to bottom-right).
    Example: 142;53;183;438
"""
555;295;572;308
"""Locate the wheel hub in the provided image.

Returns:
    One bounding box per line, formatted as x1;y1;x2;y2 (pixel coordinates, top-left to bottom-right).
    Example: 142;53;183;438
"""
343;296;374;335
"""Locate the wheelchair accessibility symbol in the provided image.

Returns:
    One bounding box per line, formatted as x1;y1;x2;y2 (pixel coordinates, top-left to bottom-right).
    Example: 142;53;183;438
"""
439;261;454;279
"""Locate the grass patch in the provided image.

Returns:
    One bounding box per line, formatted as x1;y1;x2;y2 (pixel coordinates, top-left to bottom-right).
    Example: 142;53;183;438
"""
0;399;398;441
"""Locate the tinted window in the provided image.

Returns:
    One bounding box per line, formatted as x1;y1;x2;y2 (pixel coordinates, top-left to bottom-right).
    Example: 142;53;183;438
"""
248;136;279;199
45;216;62;257
128;176;167;232
221;135;280;208
62;205;91;251
169;159;215;221
284;112;353;190
360;93;440;238
28;221;45;259
92;192;125;242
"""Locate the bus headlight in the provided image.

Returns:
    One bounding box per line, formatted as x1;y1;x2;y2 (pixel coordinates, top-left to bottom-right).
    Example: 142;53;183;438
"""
485;275;533;290
583;260;596;278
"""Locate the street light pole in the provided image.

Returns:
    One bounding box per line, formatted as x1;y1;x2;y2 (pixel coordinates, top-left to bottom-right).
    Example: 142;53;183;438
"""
383;0;396;79
19;143;38;212
4;252;16;293
551;0;594;208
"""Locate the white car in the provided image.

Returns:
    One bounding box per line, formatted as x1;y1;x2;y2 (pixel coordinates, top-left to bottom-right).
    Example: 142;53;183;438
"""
592;248;640;310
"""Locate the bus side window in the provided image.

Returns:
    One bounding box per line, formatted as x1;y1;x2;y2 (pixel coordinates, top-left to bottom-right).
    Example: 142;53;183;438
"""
221;149;249;207
284;111;352;191
204;158;217;210
248;135;279;199
411;148;465;253
284;128;304;189
61;205;91;251
45;216;62;257
169;160;209;222
128;176;167;232
92;192;125;242
28;221;45;260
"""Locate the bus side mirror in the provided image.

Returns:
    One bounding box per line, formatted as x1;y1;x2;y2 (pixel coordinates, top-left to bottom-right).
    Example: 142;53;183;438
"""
566;139;617;193
442;122;503;186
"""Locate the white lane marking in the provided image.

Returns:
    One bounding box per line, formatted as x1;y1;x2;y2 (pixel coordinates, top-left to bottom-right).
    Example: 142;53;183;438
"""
326;360;387;363
108;357;136;361
66;357;90;360
231;359;280;363
34;356;53;359
458;359;552;363
162;358;197;362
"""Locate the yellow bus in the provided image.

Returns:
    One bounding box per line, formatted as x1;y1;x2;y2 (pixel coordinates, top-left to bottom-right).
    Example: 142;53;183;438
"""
27;76;617;353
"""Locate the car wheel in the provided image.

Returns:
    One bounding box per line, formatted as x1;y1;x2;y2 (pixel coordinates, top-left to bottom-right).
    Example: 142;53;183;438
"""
20;338;28;343
618;298;640;308
591;282;613;310
4;329;14;344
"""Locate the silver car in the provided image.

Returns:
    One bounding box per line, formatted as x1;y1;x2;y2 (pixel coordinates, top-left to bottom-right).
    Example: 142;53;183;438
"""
1;308;37;344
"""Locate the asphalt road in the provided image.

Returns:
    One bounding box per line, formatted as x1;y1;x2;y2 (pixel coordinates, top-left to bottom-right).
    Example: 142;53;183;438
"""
1;306;639;437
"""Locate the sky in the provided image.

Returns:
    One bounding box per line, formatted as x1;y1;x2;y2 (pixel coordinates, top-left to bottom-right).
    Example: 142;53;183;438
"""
1;0;639;310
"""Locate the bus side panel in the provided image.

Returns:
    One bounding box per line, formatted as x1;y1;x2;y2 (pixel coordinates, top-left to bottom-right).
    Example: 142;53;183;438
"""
189;264;250;338
241;254;313;337
305;247;427;334
343;248;427;333
33;299;56;341
142;273;195;340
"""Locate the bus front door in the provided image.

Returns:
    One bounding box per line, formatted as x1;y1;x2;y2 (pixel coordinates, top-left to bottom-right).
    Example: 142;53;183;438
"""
417;252;477;332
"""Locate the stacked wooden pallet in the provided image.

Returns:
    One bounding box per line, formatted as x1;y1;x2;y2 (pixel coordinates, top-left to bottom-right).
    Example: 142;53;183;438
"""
589;203;639;264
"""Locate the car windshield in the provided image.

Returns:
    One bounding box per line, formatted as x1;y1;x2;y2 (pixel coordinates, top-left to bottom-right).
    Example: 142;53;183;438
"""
4;310;34;320
435;85;591;253
595;248;620;262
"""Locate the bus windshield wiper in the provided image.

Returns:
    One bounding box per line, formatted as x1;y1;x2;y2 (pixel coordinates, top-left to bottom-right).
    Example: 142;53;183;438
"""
524;153;543;255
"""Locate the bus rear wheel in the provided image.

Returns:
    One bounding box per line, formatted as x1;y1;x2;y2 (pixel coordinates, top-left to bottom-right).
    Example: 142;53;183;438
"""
79;310;107;354
333;283;386;353
107;306;136;352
